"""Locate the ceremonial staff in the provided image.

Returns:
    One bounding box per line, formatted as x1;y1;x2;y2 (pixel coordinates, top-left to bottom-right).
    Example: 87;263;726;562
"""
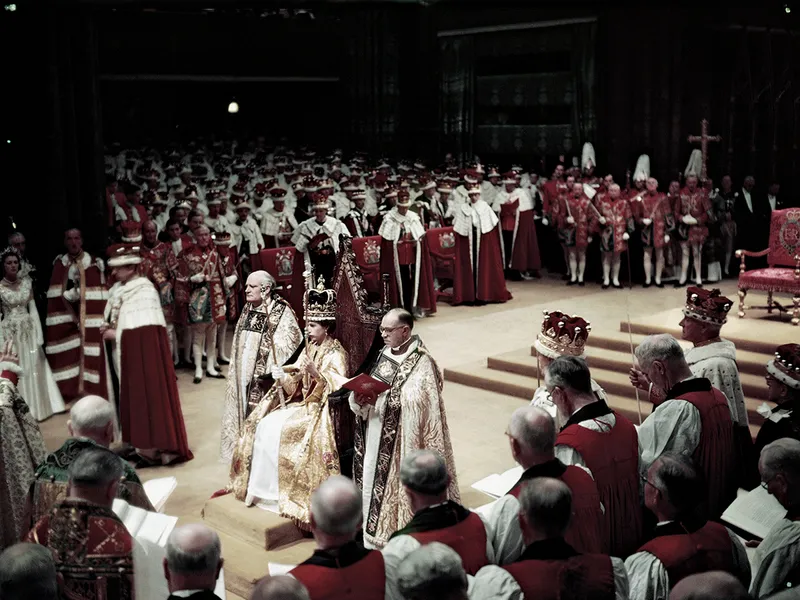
625;246;643;425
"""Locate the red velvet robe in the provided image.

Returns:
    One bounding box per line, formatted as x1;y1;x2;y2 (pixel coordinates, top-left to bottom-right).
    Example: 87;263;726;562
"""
557;406;642;557
379;235;437;315
45;252;110;401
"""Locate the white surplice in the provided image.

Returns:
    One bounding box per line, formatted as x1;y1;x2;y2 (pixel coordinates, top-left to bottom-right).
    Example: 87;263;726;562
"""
750;518;800;598
685;340;748;427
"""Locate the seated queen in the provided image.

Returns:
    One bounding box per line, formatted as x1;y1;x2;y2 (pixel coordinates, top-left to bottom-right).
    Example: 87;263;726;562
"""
227;277;349;528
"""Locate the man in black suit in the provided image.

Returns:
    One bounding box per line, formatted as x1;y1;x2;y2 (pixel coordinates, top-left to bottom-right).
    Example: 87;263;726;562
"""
734;175;771;264
163;524;224;600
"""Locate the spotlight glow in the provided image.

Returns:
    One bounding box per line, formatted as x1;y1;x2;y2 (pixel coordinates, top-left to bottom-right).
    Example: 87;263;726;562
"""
786;4;792;13
4;4;17;11
228;101;239;114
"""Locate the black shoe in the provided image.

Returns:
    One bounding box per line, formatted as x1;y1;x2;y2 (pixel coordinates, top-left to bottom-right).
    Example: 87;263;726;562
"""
207;371;225;379
567;280;576;286
578;281;585;287
602;283;610;289
217;358;230;366
674;280;686;288
177;360;195;370
612;282;622;289
643;282;651;288
193;376;202;384
655;282;665;288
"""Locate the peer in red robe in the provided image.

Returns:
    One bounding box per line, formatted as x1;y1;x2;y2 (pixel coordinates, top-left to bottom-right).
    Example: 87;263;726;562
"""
139;220;179;359
102;244;193;465
378;196;437;317
451;186;511;305
493;174;541;280
45;229;111;402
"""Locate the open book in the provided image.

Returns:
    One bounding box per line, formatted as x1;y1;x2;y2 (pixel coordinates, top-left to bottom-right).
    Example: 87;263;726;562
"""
721;486;787;540
471;466;524;499
143;476;178;513
113;499;227;599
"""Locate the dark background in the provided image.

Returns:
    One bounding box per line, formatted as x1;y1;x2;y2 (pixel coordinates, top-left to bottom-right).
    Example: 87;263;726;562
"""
1;0;798;267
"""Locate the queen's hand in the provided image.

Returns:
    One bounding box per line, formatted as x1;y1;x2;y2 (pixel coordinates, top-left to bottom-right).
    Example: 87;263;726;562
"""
0;340;19;366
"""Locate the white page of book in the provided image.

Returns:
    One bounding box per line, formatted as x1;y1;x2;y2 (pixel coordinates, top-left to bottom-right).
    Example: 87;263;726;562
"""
143;476;178;513
721;486;787;540
471;466;523;498
268;563;297;576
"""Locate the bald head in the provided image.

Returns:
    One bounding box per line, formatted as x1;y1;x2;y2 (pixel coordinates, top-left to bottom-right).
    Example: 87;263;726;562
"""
669;571;749;600
164;524;222;592
310;476;362;537
247;270;275;289
250;575;310;600
68;395;116;446
400;449;450;495
509;406;556;457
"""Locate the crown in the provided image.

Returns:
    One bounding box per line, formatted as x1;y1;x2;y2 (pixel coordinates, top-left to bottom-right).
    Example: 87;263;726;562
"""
683;287;732;325
212;231;231;245
305;275;337;322
107;243;142;268
767;343;800;390
534;310;591;359
120;220;142;243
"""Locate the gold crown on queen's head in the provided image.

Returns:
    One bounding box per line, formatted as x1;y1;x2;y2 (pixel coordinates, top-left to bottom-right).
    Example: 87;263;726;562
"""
534;310;591;360
305;275;337;322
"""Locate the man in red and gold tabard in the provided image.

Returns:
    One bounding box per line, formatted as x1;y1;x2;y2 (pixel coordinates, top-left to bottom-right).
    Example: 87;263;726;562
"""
634;333;737;519
492;172;540;281
541;163;566;227
451;185;510;305
378;190;436;317
45;228;111;402
288;476;388;599
383;450;493;590
26;447;135;600
596;183;634;289
487;406;604;563
625;454;750;599
632;177;674;288
675;153;711;286
102;244;193;465
546;354;642;558
176;225;233;384
470;478;628;600
139;220;179;360
555;182;596;286
261;187;298;248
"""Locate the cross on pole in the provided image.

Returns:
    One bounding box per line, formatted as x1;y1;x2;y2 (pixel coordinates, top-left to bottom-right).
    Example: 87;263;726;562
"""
687;119;722;183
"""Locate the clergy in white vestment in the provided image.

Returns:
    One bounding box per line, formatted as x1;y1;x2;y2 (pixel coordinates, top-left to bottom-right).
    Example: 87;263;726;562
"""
349;308;459;549
219;271;302;463
625;454;750;600
750;438;800;598
227;277;348;528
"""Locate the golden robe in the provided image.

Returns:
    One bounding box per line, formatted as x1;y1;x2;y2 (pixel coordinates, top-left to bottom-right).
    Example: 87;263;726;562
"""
220;297;303;462
349;337;460;548
228;336;349;528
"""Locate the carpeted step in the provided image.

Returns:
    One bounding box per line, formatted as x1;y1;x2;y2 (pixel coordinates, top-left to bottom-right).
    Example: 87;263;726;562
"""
202;494;304;551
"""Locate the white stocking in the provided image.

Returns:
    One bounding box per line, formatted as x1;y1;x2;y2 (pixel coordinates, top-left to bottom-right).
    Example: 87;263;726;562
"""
680;243;690;284
206;325;219;376
601;253;611;285
643;248;653;284
217;323;230;362
654;248;665;285
612;253;622;286
692;244;703;285
577;251;587;283
568;250;578;282
192;329;206;380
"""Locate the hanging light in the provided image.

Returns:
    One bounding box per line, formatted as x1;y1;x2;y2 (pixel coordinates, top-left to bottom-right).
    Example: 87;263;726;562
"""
228;100;239;114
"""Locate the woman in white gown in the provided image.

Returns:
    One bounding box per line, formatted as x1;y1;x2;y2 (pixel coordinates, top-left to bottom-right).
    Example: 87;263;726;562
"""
0;247;65;421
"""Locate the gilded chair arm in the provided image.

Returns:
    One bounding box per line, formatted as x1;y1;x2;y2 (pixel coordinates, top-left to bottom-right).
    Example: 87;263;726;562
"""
735;248;770;275
795;254;800;280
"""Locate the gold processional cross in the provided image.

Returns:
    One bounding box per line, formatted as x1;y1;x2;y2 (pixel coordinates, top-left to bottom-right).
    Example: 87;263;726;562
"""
687;119;722;183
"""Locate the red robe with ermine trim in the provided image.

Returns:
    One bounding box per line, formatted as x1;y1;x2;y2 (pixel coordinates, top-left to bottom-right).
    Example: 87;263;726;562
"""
44;252;110;401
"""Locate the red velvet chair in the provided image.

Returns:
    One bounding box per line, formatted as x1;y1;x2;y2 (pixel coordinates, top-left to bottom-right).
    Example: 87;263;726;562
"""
350;235;382;297
736;208;800;325
426;226;457;302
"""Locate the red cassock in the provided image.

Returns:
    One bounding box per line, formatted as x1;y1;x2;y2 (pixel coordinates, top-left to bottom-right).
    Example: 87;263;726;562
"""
45;252;110;401
557;410;643;557
508;462;604;555
503;550;616;600
451;201;511;305
674;381;737;518
290;543;385;600
110;277;192;461
637;520;737;586
501;190;542;272
675;187;711;245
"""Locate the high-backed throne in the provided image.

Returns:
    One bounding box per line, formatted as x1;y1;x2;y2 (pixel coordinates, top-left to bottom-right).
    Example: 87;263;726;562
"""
736;208;800;325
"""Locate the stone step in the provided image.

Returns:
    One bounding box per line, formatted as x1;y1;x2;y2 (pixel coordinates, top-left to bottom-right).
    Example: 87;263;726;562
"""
588;329;769;377
202;493;304;551
213;530;315;599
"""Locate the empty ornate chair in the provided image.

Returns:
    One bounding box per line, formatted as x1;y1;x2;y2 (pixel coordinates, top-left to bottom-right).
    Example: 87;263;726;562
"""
736;208;800;325
425;226;457;302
